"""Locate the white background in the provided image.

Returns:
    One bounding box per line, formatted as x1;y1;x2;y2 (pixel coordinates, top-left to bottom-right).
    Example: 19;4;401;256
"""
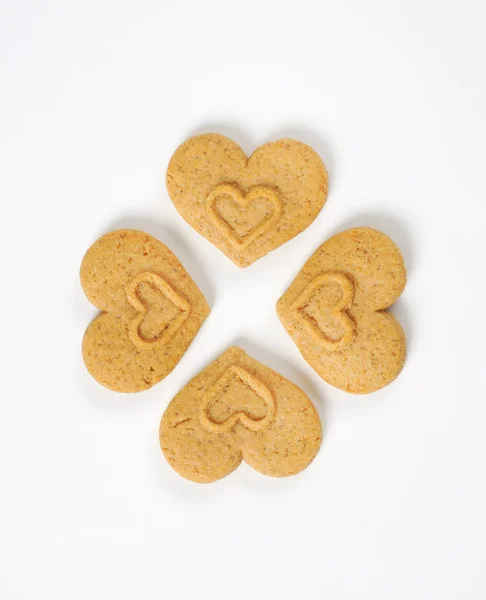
2;1;486;598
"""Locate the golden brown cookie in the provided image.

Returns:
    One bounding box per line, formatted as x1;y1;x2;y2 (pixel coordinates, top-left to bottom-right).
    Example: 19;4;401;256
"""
81;229;210;392
166;133;328;267
277;227;406;393
160;347;322;483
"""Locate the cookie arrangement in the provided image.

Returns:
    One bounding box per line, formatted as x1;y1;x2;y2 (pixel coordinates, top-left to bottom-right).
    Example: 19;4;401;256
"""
81;132;407;483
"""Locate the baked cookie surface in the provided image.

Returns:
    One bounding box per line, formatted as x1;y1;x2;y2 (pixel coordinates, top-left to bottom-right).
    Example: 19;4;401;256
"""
166;133;328;267
81;229;210;392
277;227;406;393
160;347;322;483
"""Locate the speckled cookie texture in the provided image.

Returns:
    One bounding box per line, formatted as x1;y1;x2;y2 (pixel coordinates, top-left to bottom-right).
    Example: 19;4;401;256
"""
166;133;328;267
81;229;210;393
160;347;322;483
277;227;406;394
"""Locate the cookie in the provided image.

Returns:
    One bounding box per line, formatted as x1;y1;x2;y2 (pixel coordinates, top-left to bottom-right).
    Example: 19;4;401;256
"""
160;347;322;483
81;229;210;392
166;133;328;267
277;227;406;393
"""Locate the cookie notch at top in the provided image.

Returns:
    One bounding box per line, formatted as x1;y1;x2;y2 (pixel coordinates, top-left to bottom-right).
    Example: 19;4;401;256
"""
166;133;328;267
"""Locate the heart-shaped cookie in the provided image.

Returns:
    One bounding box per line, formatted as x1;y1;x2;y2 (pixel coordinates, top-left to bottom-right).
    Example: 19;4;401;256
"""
166;133;328;267
277;227;406;393
160;347;322;483
81;229;210;392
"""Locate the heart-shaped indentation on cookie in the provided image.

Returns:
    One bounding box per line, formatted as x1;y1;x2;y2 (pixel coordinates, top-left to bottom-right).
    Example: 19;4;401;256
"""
206;183;283;249
200;365;276;433
291;272;356;352
125;272;190;350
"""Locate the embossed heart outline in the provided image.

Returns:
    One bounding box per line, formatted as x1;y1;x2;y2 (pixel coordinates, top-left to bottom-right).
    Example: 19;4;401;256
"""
199;365;276;433
125;272;190;350
206;183;283;250
291;272;356;352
